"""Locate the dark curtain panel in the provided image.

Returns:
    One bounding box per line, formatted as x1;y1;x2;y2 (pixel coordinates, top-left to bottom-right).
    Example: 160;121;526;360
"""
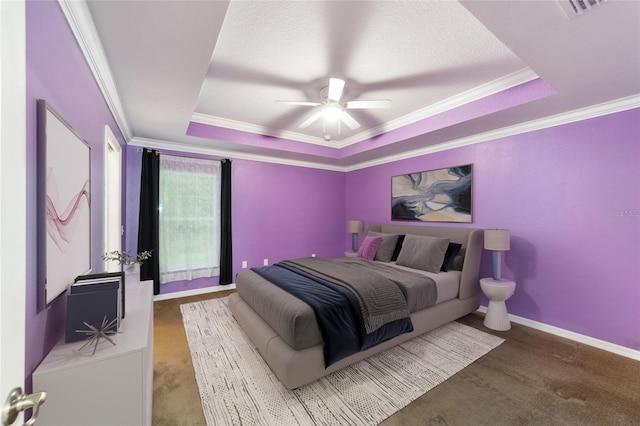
219;159;233;285
138;149;161;294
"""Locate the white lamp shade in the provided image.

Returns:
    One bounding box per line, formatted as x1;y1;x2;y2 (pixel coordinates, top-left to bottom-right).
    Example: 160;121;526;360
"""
347;220;364;233
484;229;510;251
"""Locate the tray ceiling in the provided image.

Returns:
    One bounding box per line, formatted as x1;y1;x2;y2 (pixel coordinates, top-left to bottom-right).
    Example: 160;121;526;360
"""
82;0;640;168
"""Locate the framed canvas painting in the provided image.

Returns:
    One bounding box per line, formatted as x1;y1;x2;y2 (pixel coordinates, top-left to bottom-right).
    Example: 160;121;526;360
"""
391;164;472;223
37;100;92;309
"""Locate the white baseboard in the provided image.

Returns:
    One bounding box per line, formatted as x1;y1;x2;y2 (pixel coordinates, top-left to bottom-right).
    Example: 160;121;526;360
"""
153;283;236;302
153;292;638;360
477;306;640;361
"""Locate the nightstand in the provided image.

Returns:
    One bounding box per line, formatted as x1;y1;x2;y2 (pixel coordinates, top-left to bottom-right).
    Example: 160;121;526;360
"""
480;278;516;331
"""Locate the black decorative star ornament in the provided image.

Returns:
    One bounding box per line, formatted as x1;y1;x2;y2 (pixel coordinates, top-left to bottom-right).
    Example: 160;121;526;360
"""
76;316;120;355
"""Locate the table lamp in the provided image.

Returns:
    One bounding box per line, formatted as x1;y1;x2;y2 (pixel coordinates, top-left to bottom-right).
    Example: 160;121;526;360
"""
484;229;510;280
347;220;364;252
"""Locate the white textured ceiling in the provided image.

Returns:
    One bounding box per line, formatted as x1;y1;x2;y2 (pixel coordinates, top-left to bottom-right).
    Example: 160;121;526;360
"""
84;0;640;168
194;1;527;142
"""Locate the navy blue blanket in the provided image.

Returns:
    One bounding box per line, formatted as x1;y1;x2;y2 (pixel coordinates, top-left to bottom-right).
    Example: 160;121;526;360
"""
252;263;413;367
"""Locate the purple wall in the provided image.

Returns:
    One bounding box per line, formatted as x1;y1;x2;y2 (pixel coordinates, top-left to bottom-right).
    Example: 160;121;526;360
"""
346;108;640;351
25;0;126;381
124;147;346;294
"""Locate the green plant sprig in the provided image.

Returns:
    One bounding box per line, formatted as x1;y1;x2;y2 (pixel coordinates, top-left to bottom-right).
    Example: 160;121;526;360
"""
102;250;153;265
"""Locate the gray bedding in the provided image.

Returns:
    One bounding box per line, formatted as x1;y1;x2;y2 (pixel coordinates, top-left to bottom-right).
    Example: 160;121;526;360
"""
335;258;438;312
236;272;322;350
237;258;439;351
282;257;412;333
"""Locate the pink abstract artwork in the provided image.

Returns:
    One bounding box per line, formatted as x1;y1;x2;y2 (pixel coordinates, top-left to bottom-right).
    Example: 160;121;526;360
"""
39;100;92;305
46;171;90;252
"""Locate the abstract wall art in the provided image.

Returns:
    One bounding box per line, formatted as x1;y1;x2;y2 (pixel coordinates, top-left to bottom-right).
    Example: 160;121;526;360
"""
37;100;92;308
392;164;472;223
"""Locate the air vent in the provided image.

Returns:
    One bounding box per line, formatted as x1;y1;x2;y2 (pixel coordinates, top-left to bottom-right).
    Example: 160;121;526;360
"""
558;0;606;19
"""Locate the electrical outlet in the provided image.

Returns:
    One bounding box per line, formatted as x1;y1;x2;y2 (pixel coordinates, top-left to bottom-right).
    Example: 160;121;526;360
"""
242;260;247;269
311;253;316;257
263;258;268;266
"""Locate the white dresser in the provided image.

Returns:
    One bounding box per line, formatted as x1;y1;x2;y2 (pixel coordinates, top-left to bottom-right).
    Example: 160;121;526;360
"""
33;276;154;426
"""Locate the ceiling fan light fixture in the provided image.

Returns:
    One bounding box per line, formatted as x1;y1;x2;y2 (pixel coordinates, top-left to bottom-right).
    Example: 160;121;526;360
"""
278;77;387;132
322;104;342;120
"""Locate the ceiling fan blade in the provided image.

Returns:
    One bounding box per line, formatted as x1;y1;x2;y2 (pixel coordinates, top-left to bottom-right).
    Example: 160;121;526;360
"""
328;78;345;102
299;111;323;129
276;100;322;107
345;99;392;109
340;111;361;130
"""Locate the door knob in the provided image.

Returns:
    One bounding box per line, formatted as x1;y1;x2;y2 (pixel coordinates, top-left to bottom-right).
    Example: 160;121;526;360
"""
2;387;46;426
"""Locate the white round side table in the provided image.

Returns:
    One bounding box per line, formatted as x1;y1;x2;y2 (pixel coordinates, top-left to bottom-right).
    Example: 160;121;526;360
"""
480;278;516;331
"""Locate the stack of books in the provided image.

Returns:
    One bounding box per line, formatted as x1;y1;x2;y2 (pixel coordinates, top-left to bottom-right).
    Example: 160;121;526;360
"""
65;272;125;344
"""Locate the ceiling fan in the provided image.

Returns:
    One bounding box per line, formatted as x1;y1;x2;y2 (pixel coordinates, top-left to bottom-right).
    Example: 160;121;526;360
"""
276;78;391;131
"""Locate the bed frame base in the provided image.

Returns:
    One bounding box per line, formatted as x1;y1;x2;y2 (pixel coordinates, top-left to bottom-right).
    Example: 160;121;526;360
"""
228;292;480;389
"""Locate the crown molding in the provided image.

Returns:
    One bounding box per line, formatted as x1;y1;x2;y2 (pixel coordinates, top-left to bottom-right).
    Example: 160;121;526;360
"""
58;0;132;141
132;95;639;172
345;94;640;172
191;68;539;149
337;68;539;147
190;113;327;146
128;137;344;172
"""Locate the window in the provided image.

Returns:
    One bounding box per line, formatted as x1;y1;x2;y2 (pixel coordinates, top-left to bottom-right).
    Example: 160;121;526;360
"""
158;155;221;284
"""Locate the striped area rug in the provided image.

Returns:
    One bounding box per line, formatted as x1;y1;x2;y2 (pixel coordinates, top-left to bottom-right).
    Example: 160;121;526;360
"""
181;297;503;425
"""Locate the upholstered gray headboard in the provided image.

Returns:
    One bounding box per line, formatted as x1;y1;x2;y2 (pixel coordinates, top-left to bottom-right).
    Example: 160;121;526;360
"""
364;224;483;300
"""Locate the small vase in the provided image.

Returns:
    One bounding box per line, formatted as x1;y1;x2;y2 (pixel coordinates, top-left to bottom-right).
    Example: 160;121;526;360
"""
124;263;140;275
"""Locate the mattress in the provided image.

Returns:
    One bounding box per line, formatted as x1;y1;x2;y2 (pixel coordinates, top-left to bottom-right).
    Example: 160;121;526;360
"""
388;261;461;304
235;259;461;351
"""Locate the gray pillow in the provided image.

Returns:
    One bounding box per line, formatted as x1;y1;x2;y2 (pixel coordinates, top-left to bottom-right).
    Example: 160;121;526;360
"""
395;234;450;273
367;231;399;262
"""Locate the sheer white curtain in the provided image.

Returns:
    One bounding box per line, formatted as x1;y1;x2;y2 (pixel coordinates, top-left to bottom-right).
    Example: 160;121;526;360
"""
159;154;221;284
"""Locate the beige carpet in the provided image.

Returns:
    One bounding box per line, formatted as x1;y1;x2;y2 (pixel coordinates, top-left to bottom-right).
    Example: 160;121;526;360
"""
180;297;503;425
153;291;640;426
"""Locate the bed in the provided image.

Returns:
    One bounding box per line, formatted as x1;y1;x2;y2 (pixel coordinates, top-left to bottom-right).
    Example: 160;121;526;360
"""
228;224;483;389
